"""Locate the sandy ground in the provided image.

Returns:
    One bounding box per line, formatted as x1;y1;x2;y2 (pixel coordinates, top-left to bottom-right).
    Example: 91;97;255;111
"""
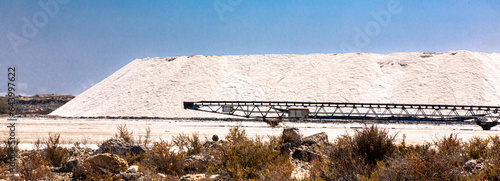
2;118;499;149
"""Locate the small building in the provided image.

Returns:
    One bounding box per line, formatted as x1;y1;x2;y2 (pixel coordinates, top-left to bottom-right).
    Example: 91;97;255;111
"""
222;105;234;113
288;107;309;118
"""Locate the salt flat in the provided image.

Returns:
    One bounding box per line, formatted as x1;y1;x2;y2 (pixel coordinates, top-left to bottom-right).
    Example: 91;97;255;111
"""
3;118;499;149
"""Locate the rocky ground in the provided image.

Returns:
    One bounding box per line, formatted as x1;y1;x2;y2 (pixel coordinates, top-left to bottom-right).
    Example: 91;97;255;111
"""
0;94;74;115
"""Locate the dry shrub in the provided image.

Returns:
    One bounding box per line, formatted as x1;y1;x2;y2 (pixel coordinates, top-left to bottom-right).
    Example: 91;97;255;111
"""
434;133;467;168
314;134;369;180
114;124;134;144
144;139;185;176
476;135;500;180
173;133;203;156
313;125;395;180
138;126;152;147
487;135;500;160
435;133;463;155
352;125;396;165
0;138;15;164
377;134;467;180
44;133;69;167
465;136;488;159
0;137;19;178
19;152;54;180
210;127;293;180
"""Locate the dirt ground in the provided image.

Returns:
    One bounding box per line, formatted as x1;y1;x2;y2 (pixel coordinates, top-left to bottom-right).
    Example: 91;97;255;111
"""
1;117;499;149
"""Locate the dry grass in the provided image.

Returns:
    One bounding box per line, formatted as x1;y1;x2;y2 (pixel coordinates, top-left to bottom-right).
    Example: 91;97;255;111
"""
114;124;134;144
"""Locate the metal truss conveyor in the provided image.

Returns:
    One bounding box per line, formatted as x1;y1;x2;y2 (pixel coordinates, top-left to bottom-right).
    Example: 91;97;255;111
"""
183;101;500;130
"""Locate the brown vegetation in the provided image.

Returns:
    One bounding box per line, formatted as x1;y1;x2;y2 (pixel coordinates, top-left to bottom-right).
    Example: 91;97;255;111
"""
1;124;500;180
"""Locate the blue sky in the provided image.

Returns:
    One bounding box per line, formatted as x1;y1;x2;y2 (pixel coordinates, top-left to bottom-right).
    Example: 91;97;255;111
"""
1;0;499;96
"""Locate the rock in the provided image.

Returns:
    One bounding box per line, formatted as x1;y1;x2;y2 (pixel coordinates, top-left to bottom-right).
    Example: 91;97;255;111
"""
464;159;477;170
94;139;146;157
282;128;301;147
212;134;219;141
127;165;139;173
5;174;21;180
157;173;167;178
118;172;142;181
292;145;321;162
291;167;310;180
85;153;128;174
209;174;221;180
302;132;328;145
57;159;79;172
180;173;206;181
463;159;485;172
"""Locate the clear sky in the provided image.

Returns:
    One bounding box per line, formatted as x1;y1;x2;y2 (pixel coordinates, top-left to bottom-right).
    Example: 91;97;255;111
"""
1;0;499;96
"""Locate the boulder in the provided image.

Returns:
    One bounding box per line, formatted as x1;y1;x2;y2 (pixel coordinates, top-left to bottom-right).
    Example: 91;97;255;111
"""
302;132;328;145
94;139;146;157
212;134;219;141
127;165;139;173
292;145;321;162
85;153;128;174
57;159;79;172
282;128;301;147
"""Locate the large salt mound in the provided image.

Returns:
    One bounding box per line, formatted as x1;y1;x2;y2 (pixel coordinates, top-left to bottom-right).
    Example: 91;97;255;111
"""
51;51;500;118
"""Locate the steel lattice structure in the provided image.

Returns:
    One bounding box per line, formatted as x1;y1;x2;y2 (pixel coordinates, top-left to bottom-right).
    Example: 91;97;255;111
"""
184;101;500;130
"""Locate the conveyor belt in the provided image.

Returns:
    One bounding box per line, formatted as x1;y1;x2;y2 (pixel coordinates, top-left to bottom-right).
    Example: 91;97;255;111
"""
183;101;500;130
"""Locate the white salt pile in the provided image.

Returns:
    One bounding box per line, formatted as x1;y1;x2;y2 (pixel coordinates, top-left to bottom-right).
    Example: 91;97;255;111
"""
51;51;500;118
